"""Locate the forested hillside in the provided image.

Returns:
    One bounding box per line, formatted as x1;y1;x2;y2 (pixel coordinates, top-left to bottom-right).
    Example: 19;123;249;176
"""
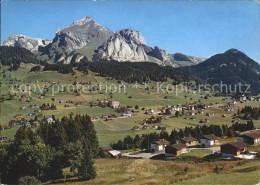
0;46;41;67
83;61;204;84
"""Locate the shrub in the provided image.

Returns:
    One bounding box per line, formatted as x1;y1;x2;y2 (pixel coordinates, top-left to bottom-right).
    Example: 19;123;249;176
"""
19;176;40;185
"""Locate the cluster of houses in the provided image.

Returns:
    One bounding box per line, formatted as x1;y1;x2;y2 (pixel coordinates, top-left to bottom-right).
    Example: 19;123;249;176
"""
149;131;260;157
89;100;121;109
231;95;260;105
19;95;32;102
221;132;260;157
132;125;166;131
150;134;220;156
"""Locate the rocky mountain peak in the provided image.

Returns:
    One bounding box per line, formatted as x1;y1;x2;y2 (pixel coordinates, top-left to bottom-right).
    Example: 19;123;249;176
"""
72;16;94;26
43;16;114;63
117;28;146;45
94;28;149;62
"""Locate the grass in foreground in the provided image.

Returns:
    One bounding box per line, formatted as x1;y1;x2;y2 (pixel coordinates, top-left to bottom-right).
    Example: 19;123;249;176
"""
47;158;259;185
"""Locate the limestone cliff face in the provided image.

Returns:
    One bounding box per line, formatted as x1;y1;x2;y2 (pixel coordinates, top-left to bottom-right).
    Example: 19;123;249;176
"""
94;29;149;62
56;53;88;64
3;34;51;52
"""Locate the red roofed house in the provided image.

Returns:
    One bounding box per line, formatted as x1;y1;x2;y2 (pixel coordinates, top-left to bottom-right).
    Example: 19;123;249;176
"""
165;143;187;156
237;132;260;145
150;139;170;152
200;134;220;148
221;142;250;157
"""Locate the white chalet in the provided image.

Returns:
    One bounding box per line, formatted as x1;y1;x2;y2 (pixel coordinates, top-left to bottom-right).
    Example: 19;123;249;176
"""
150;139;170;152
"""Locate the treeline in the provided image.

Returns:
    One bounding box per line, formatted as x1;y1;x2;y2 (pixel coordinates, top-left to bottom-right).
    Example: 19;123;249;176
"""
43;64;74;74
111;121;254;150
0;114;99;184
239;106;260;120
41;61;203;84
0;46;42;69
82;61;203;84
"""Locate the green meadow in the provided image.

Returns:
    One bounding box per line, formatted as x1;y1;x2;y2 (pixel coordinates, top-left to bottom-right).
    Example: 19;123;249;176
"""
1;63;260;146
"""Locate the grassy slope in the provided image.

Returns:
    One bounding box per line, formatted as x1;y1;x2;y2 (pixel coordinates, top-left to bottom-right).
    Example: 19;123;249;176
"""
180;160;260;185
0;63;260;146
50;158;260;185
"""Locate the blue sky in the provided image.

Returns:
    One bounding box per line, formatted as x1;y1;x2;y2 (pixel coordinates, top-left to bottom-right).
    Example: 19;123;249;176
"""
2;1;260;62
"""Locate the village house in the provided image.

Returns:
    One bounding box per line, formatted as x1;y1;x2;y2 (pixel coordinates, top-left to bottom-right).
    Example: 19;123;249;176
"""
240;95;247;101
221;142;250;157
28;113;35;116
30;104;38;109
187;112;196;116
131;126;140;131
176;137;198;146
158;125;166;130
100;146;121;157
89;115;98;121
107;150;121;157
16;113;23;118
111;101;120;109
9;120;16;127
99;100;109;107
237;132;260;145
131;110;139;114
206;113;214;116
200;134;220;147
90;101;98;108
0;136;7;142
150;139;170;152
165;143;187;156
172;105;182;112
32;121;40;127
46;117;54;123
21;106;27;110
148;109;154;114
199;119;209;123
25;122;32;128
121;113;132;118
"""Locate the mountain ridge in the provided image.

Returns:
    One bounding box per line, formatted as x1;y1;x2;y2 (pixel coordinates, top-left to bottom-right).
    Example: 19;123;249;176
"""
3;16;204;67
182;49;260;94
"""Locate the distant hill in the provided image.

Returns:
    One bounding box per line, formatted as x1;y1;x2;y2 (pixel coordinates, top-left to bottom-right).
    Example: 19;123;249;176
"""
169;53;206;67
0;46;41;66
182;49;260;94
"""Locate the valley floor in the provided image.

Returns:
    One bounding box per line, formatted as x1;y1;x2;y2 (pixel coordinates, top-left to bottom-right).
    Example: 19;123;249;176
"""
1;63;260;185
